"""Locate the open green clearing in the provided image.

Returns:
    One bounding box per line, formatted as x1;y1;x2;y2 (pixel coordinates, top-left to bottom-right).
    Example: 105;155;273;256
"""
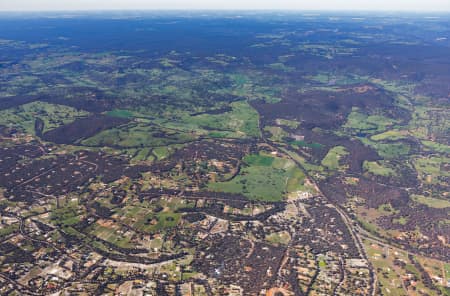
130;147;152;162
290;140;323;149
408;106;449;142
266;231;291;245
264;126;288;142
183;101;260;138
105;109;135;118
371;130;410;141
414;156;450;185
359;137;412;159
306;73;366;85
342;107;398;136
363;161;396;177
113;199;194;234
100;100;261;146
421;140;450;154
0;101;89;134
208;153;305;201
321;146;349;170
82;123;196;148
88;223;134;249
411;195;450;209
275;118;299;128
268;62;295;72
50;201;84;228
445;263;450;279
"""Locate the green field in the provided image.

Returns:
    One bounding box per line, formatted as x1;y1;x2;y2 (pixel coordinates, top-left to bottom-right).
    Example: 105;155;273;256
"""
414;156;450;185
0;101;89;134
264;125;288;142
208;153;305;201
342;107;398;135
266;231;291;245
244;154;275;166
408;106;449;143
321;146;349;170
88;223;134;249
290;140;323;149
114;199;190;234
363;161;396;177
183;100;260;138
359;137;411;159
106;109;135;118
421;140;450;154
268;62;295;72
82;123;196;148
138;100;262;140
412;195;450;208
306;73;365;85
445;263;450;279
275;118;299;128
131;147;152;162
50;201;84;227
130;211;181;233
371;130;410;141
153;146;172;160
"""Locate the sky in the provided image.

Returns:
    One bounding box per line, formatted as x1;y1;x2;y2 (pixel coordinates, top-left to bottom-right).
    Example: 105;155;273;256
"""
0;0;449;12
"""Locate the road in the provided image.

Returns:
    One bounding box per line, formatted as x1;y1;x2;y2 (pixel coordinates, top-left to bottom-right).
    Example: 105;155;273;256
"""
262;138;379;296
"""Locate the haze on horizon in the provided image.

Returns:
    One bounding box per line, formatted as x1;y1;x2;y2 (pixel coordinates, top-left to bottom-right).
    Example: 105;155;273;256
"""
0;0;449;12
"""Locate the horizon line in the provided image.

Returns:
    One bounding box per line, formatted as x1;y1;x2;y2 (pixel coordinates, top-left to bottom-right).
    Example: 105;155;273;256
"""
0;8;449;13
